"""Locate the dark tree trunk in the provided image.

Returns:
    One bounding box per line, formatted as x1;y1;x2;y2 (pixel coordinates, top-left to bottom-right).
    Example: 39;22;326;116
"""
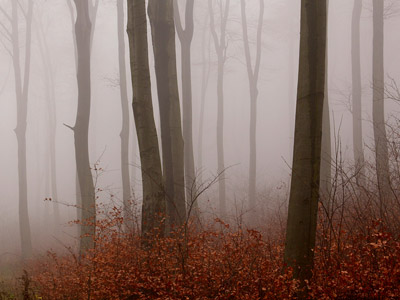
126;0;165;236
148;0;186;230
284;0;327;282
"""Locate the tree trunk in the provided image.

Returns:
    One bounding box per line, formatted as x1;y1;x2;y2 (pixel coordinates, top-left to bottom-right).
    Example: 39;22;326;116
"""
126;0;165;236
197;12;211;185
240;0;264;217
11;0;34;259
36;18;61;229
372;0;390;213
174;0;198;217
209;0;230;217
73;0;96;254
352;0;365;185
284;0;327;282
148;0;186;230
117;0;132;228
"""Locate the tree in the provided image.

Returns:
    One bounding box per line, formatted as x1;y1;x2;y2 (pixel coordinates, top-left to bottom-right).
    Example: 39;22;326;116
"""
208;0;230;216
352;0;365;185
71;0;96;254
36;11;61;229
284;0;327;282
148;0;186;230
173;0;198;216
372;0;390;214
116;0;131;227
126;0;165;236
240;0;264;216
0;0;35;259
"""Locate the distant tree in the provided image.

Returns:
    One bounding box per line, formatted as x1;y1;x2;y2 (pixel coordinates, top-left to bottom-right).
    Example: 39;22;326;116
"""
116;0;131;227
197;10;211;185
36;12;61;229
126;0;165;236
284;0;327;282
148;0;186;230
351;0;365;185
240;0;264;216
372;0;390;214
70;0;96;254
0;0;34;259
173;0;198;216
208;0;230;216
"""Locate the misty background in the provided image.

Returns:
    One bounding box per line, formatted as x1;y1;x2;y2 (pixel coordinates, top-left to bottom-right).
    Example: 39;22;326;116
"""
0;0;399;256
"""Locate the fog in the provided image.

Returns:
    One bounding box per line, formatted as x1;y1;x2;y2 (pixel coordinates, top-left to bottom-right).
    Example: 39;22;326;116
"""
0;0;400;258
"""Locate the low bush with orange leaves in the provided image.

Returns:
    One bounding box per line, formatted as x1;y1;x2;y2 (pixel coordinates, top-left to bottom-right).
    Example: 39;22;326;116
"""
29;203;400;299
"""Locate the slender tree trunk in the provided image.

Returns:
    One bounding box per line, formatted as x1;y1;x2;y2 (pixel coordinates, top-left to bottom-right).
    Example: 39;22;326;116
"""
209;0;230;216
11;0;34;259
148;0;186;229
372;0;390;213
320;0;331;203
174;0;198;217
117;0;132;228
36;18;61;229
72;0;96;254
352;0;365;185
240;0;264;217
284;0;327;282
126;0;165;236
197;12;211;185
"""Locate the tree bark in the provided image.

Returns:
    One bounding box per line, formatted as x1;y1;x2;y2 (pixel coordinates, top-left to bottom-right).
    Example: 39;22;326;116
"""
11;0;34;259
240;0;264;217
127;0;165;235
284;0;327;282
174;0;198;218
208;0;230;216
372;0;390;213
73;0;96;254
117;0;132;228
148;0;186;229
352;0;365;185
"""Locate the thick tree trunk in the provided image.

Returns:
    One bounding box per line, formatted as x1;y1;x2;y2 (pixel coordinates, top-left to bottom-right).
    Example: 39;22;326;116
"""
372;0;390;213
240;0;264;216
174;0;198;217
148;0;186;229
209;0;230;216
11;0;34;259
73;0;96;254
126;0;165;236
352;0;365;185
117;0;132;227
284;0;327;282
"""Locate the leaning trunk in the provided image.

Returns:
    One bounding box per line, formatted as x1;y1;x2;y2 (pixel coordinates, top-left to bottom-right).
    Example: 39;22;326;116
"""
148;0;186;229
284;0;327;282
127;0;165;235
